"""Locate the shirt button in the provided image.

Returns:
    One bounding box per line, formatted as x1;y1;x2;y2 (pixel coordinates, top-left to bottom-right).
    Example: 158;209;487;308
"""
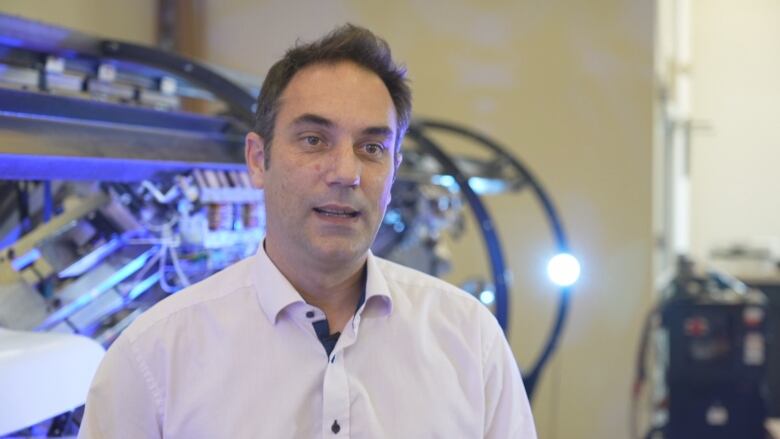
331;420;340;434
306;311;315;318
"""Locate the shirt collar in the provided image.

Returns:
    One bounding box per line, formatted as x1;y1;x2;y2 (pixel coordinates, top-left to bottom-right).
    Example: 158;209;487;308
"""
251;244;393;324
251;243;304;324
364;250;393;317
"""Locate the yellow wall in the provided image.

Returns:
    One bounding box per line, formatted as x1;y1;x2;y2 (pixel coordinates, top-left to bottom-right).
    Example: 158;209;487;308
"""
0;0;156;45
1;2;655;438
204;2;654;438
690;0;780;264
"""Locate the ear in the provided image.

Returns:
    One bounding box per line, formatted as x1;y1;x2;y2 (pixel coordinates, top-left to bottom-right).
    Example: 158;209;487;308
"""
386;152;403;208
392;152;403;184
245;132;267;189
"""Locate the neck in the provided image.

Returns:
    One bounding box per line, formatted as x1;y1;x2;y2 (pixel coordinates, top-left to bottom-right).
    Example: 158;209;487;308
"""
264;240;366;330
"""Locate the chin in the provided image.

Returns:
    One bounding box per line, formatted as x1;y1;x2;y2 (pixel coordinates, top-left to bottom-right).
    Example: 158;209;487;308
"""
310;239;369;263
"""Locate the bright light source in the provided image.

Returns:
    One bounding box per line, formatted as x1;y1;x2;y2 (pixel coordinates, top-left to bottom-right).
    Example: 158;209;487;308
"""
479;290;495;305
547;253;580;287
431;174;456;189
468;177;506;195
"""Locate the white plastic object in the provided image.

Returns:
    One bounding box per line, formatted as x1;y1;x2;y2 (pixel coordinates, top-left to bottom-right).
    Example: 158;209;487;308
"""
0;328;105;435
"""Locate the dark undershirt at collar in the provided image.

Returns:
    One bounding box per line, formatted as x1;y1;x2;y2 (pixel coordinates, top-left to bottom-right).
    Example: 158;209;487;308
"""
312;277;367;357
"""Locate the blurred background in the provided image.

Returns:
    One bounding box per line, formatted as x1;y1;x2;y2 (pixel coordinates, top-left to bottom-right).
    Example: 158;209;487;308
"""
0;1;778;438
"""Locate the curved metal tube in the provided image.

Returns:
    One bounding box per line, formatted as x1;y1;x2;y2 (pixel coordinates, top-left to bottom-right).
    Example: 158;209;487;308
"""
414;119;573;398
407;125;511;333
100;40;256;125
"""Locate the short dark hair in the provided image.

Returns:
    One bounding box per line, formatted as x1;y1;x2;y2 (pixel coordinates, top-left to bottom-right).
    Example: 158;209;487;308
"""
253;24;411;167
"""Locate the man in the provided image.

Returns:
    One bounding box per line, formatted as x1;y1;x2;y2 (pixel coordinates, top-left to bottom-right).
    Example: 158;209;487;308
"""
79;24;537;438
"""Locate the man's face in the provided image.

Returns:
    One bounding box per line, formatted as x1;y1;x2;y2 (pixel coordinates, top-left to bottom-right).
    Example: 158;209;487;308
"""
246;61;399;267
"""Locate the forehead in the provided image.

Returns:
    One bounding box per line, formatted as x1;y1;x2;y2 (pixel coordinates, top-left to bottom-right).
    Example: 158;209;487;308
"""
276;61;397;131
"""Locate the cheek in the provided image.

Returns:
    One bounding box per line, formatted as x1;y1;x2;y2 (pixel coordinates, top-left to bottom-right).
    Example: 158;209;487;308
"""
264;175;289;206
377;181;394;208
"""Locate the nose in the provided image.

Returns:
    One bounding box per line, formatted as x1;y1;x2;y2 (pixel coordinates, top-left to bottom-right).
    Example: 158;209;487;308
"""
326;144;361;188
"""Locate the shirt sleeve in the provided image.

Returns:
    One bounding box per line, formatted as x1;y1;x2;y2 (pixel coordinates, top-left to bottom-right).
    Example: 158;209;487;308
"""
78;335;162;439
482;318;538;439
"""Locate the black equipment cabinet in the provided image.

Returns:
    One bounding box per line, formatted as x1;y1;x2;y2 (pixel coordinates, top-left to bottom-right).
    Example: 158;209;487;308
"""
744;282;780;418
662;295;770;439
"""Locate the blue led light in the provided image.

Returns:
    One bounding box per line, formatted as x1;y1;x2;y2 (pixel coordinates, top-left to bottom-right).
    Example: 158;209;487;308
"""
431;174;457;189
127;272;161;301
430;175;505;195
467;177;506;195
58;237;122;278
10;248;41;271
479;290;496;305
547;253;581;287
384;209;401;225
0;35;24;48
0;224;23;250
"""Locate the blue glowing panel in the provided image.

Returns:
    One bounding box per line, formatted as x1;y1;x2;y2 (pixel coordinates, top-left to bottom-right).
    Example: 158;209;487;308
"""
10;248;41;272
36;248;156;330
127;272;161;301
58;238;123;278
0;35;24;48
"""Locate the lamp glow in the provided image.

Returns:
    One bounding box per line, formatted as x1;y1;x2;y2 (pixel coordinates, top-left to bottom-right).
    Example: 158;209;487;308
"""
479;290;495;305
547;253;580;287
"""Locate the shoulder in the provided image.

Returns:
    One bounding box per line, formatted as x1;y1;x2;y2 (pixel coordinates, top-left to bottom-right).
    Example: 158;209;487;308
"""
119;256;255;344
374;256;501;336
375;256;480;306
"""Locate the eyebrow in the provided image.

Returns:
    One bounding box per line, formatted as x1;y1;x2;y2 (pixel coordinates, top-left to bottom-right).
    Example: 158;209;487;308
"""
291;113;334;129
362;125;395;139
291;113;395;139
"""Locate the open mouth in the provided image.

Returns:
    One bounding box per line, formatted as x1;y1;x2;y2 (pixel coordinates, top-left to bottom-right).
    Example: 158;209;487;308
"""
313;206;360;218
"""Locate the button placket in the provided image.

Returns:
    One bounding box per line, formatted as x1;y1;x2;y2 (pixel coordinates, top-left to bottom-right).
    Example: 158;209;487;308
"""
321;346;350;437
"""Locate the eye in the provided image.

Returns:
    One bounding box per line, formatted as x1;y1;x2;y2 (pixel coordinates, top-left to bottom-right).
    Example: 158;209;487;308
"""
303;135;322;146
361;143;385;157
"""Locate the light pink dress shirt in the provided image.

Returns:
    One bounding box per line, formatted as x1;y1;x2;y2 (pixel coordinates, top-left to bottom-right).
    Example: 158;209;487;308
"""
79;246;537;438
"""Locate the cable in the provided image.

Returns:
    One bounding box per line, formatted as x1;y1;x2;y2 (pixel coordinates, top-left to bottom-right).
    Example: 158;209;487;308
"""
168;246;191;288
127;231;189;294
140;212;179;234
140;180;180;204
632;303;661;439
158;243;177;293
124;245;165;293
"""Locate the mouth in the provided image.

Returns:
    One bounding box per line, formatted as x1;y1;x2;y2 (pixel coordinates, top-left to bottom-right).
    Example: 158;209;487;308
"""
313;205;361;218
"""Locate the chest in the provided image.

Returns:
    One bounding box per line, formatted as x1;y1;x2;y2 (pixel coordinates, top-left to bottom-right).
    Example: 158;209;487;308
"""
159;323;486;438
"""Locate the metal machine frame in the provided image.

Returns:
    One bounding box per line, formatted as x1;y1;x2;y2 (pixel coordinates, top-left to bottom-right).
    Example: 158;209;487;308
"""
0;13;572;399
